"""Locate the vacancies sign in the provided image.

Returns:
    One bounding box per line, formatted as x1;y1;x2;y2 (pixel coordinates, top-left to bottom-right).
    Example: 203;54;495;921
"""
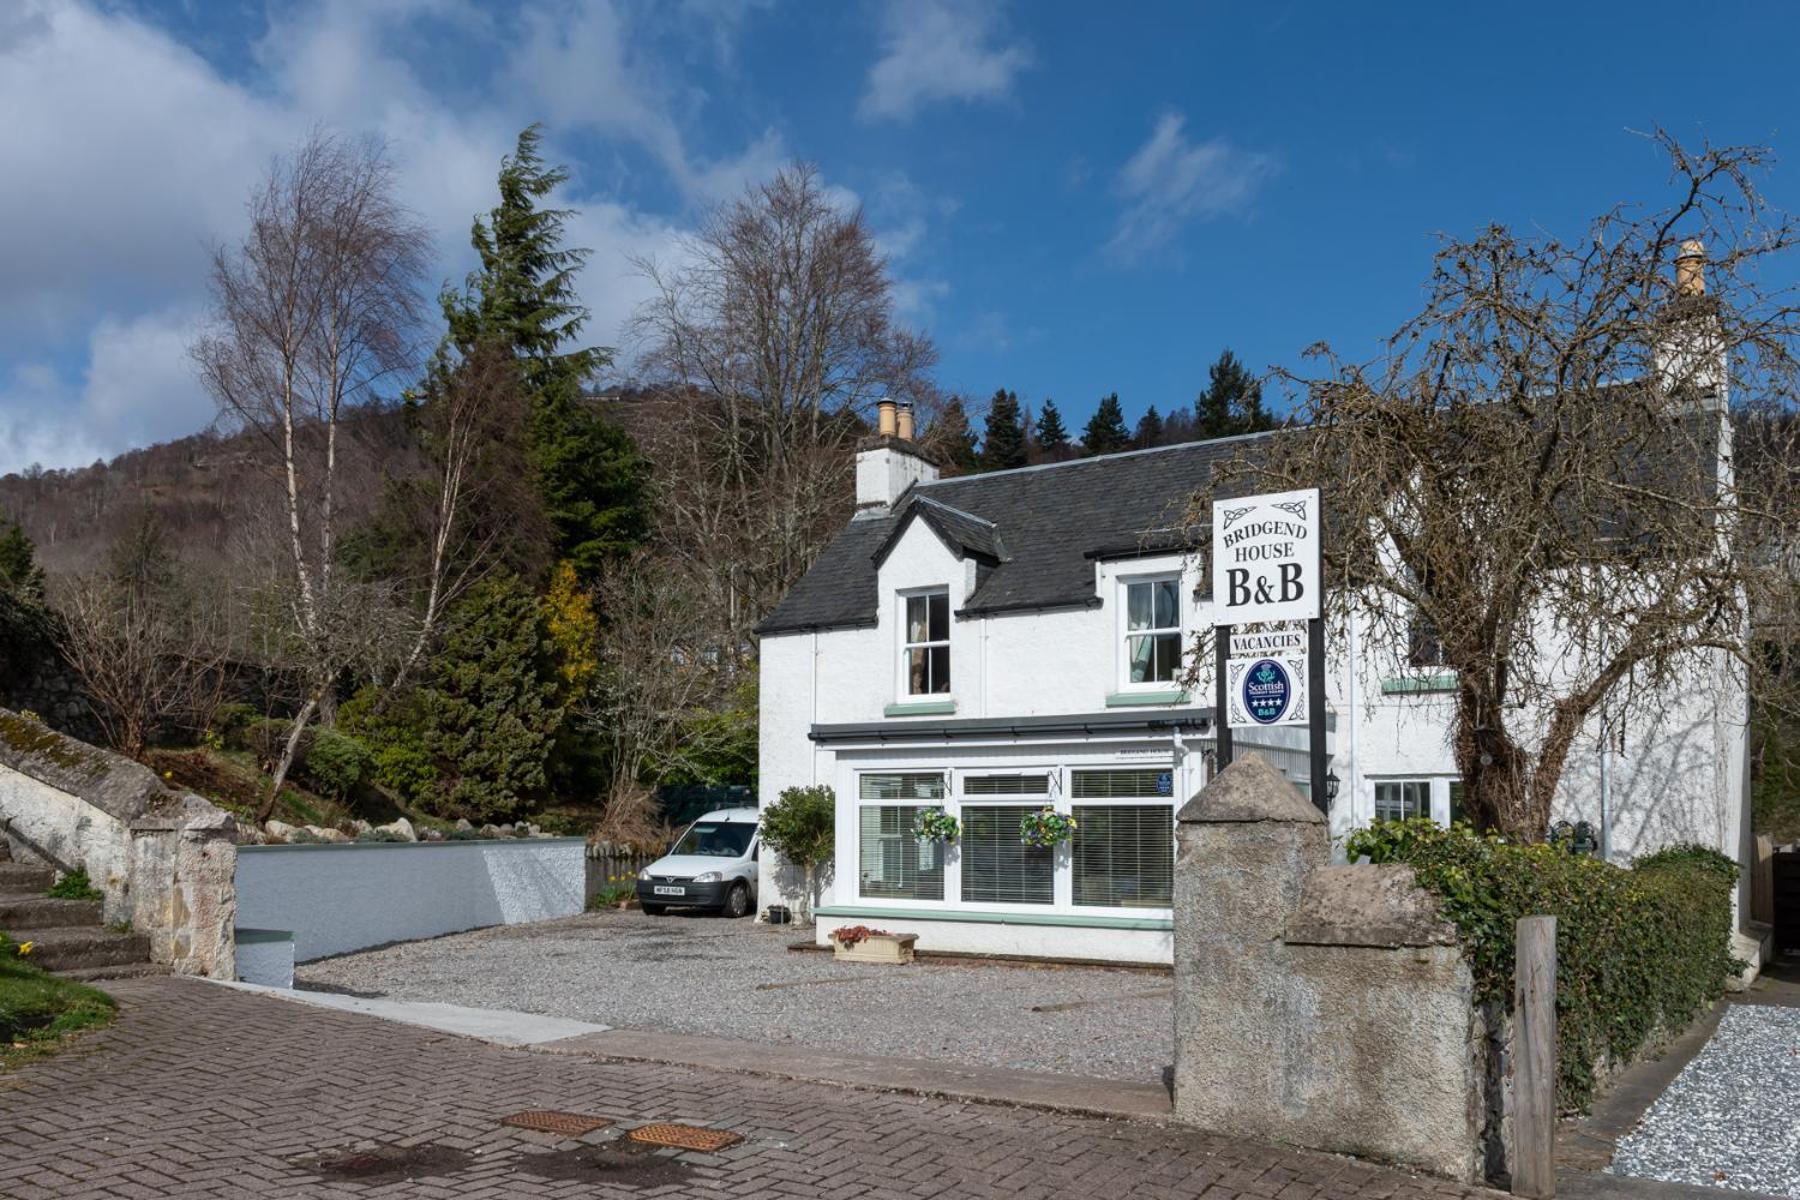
1211;488;1321;625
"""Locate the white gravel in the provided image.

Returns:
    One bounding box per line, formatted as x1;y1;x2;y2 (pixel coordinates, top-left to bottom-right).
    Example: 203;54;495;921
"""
295;910;1174;1083
1610;1004;1800;1196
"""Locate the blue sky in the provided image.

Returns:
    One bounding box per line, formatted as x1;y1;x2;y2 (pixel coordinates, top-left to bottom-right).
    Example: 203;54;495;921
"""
3;0;1796;474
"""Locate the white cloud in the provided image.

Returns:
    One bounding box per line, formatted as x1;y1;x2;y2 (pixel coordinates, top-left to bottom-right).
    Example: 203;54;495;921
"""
0;307;209;475
1105;112;1277;265
0;0;791;473
860;0;1032;123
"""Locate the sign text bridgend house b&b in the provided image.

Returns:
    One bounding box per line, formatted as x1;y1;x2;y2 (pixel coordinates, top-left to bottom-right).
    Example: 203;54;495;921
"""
1210;488;1321;625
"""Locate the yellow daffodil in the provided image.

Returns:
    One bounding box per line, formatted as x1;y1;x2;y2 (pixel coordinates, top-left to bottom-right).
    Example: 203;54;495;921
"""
17;941;33;956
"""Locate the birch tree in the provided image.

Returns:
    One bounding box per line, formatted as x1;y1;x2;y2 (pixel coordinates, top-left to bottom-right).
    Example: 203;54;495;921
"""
193;131;430;820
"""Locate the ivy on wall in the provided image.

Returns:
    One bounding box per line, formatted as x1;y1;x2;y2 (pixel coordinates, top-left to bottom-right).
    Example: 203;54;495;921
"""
1346;819;1740;1111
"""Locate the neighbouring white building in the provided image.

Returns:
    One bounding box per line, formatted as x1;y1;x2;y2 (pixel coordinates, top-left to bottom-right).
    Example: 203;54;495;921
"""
756;355;1759;971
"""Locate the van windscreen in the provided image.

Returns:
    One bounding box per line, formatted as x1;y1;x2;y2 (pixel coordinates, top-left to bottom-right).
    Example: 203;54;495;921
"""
670;822;756;858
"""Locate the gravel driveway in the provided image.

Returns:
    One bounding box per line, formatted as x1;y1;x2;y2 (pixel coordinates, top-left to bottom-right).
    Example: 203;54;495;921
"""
296;910;1173;1082
1610;1004;1800;1197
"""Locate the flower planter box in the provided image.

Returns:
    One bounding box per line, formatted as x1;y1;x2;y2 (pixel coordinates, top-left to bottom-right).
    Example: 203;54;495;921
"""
831;932;918;964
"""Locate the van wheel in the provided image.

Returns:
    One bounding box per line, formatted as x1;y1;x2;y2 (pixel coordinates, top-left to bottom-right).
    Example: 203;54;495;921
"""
641;903;666;916
722;882;751;919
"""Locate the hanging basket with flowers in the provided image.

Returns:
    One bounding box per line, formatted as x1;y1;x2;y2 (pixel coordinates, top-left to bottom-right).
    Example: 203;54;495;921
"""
1018;807;1077;848
912;807;961;843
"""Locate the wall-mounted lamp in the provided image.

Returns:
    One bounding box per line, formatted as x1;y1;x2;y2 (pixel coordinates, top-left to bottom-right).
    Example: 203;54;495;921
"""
1324;770;1341;802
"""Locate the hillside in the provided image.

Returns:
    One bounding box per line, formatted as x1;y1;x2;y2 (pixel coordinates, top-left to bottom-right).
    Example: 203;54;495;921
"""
0;408;420;579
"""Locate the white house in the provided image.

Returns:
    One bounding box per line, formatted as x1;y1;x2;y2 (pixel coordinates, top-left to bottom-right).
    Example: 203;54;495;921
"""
757;383;1759;969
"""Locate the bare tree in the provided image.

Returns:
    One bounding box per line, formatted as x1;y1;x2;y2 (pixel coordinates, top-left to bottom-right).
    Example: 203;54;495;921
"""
1198;131;1800;839
192;131;430;819
55;511;226;759
629;164;937;652
578;554;741;839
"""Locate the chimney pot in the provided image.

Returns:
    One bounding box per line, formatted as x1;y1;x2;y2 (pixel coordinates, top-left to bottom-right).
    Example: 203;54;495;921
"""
896;400;915;441
877;397;897;438
1676;238;1706;297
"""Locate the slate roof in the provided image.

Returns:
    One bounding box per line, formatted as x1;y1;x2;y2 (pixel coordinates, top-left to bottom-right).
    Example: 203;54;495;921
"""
758;431;1278;635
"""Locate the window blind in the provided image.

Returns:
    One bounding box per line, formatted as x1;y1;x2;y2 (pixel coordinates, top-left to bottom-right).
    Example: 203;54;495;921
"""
1072;805;1173;908
859;773;946;801
960;805;1053;905
858;806;944;901
962;773;1050;796
1071;769;1171;799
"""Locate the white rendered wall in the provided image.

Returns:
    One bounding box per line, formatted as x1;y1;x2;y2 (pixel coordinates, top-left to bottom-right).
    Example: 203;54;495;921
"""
760;496;1757;955
235;839;586;961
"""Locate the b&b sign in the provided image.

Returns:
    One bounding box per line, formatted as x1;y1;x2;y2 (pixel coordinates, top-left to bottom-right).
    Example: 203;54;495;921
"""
1210;488;1321;625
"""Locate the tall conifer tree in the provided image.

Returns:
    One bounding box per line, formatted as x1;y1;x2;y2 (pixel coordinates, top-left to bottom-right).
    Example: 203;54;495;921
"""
981;388;1028;471
1034;398;1071;459
1081;393;1131;456
445;126;646;585
928;397;981;474
1194;348;1278;440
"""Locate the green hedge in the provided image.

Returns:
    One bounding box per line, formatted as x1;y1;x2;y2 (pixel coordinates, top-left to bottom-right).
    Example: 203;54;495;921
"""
1346;820;1740;1111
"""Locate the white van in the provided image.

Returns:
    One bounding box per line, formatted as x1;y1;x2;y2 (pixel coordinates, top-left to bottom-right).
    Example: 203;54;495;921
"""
635;807;759;918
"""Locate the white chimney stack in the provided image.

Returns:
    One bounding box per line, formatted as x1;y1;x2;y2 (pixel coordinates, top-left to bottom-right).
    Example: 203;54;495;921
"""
854;400;938;515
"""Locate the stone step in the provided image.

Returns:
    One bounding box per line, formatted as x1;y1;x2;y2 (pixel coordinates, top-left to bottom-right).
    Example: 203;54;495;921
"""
17;926;151;973
0;895;102;930
0;862;53;891
59;962;172;983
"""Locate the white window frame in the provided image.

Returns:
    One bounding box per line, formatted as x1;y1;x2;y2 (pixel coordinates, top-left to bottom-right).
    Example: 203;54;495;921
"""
1368;777;1453;825
1117;572;1184;691
955;768;1062;911
898;587;952;699
853;770;949;904
1065;766;1178;914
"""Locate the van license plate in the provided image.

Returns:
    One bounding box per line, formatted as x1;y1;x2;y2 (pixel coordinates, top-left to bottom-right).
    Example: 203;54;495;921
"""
653;886;685;896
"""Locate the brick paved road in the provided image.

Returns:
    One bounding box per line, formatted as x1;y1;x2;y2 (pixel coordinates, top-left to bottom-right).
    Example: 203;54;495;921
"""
0;977;1497;1199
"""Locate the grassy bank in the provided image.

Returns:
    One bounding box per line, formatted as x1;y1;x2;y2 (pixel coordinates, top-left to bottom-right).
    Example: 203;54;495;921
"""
0;945;116;1071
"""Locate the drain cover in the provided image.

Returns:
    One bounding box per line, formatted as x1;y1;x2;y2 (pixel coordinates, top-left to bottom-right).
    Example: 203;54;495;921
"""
626;1123;744;1152
500;1110;615;1137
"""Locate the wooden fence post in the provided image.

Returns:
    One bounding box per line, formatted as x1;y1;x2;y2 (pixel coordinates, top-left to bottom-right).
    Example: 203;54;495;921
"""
1513;915;1558;1198
1752;834;1774;927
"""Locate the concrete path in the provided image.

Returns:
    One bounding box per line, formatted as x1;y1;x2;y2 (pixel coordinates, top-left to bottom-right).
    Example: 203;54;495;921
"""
0;975;1499;1199
219;979;613;1046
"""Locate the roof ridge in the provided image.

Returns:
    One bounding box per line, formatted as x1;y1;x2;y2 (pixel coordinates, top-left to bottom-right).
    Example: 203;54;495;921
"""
917;426;1285;486
910;494;998;527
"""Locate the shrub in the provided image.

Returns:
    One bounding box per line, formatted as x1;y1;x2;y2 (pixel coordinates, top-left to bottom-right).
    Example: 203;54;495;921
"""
47;868;103;902
304;729;372;800
1346;819;1740;1110
209;703;259;749
758;785;835;923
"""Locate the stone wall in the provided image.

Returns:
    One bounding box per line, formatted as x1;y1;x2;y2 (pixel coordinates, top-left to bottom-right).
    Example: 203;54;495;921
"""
1172;754;1486;1182
0;707;239;977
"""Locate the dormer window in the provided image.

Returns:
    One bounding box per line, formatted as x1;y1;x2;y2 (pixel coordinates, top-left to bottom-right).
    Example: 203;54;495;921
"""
1124;576;1181;684
903;590;951;694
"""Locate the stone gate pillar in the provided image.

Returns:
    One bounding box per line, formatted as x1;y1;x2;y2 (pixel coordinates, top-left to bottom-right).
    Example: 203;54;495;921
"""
1171;752;1485;1182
